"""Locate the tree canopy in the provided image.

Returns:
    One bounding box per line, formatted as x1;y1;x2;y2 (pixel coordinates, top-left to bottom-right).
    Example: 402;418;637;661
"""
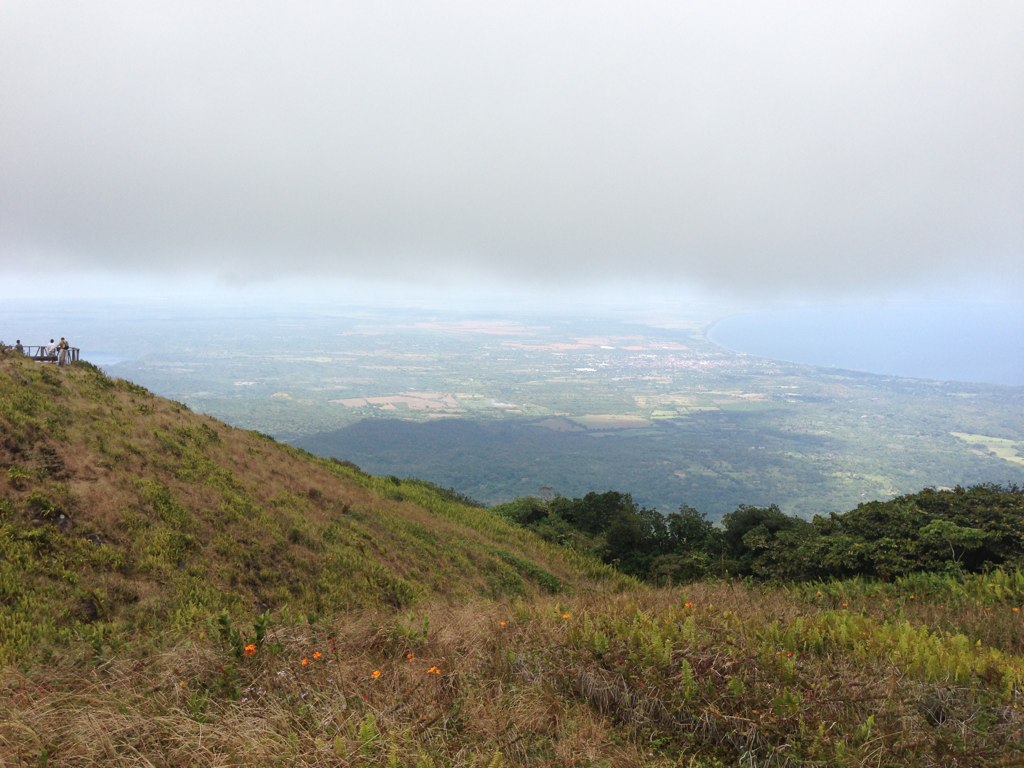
493;484;1024;584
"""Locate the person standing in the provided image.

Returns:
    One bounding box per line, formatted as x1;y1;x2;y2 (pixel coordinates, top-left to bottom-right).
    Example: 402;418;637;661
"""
57;337;70;366
14;340;23;354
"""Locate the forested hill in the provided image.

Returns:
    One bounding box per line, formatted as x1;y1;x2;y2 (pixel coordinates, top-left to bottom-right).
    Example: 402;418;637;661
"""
495;485;1024;582
0;351;622;662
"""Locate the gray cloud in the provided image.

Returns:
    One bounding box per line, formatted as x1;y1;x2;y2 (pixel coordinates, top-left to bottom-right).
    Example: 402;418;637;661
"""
1;1;1021;298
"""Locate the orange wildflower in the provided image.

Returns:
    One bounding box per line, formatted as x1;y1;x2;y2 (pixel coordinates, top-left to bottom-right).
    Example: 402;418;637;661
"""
499;620;507;627
684;601;694;609
312;651;322;659
1013;607;1021;614
405;652;415;662
562;613;571;619
243;643;257;657
371;669;382;679
301;658;310;666
426;665;441;675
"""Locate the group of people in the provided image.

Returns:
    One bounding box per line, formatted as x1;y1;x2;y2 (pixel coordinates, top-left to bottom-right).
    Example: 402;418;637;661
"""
10;337;74;366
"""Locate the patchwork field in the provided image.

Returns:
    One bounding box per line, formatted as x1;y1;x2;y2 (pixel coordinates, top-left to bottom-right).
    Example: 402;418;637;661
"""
952;432;1024;467
5;301;1022;518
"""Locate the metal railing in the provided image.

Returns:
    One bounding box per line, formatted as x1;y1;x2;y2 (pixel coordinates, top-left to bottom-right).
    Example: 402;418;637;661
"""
13;345;81;364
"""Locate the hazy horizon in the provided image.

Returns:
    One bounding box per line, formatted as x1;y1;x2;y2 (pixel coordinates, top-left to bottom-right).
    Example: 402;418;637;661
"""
3;292;1021;389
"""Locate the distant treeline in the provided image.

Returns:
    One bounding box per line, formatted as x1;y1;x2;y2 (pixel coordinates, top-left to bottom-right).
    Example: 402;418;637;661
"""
493;484;1024;583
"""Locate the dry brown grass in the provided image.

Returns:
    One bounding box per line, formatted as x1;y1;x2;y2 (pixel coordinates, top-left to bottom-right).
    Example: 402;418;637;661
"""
0;598;668;767
5;584;1023;767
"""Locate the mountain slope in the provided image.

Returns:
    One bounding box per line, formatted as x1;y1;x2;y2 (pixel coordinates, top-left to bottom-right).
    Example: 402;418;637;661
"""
3;352;1024;766
0;352;623;662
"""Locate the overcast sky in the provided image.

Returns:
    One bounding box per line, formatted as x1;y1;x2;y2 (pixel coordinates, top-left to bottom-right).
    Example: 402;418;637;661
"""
1;1;1021;305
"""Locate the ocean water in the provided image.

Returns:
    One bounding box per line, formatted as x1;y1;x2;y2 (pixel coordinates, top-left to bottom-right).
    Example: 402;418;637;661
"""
707;302;1024;386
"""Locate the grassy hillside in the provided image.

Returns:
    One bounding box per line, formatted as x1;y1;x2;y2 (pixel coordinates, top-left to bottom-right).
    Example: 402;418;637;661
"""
3;575;1024;766
2;350;1023;766
0;351;623;663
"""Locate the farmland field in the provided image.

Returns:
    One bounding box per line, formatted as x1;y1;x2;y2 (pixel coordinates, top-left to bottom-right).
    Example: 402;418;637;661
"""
4;298;1022;518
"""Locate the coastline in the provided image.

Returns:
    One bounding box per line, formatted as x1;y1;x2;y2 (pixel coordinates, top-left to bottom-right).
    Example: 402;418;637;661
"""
704;302;1024;387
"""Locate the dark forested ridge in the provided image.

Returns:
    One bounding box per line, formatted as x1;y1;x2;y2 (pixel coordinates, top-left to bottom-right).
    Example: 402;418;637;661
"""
495;485;1024;583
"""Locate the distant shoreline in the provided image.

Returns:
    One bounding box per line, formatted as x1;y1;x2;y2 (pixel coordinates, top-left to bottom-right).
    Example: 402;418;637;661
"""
705;302;1024;387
